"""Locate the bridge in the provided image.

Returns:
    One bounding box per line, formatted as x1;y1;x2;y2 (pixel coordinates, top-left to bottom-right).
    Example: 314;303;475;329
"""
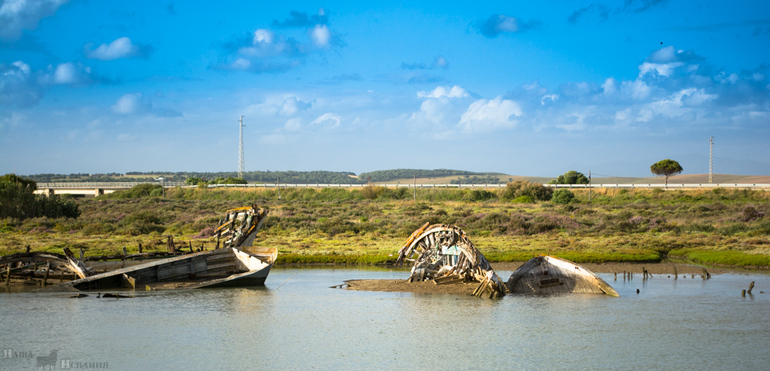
33;181;770;198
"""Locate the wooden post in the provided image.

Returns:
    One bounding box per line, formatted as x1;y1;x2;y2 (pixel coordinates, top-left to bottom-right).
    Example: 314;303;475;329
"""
122;246;128;256
189;241;193;253
43;262;51;286
742;290;746;297
138;243;143;254
673;266;678;280
26;245;31;253
5;264;10;285
748;281;755;294
79;248;85;260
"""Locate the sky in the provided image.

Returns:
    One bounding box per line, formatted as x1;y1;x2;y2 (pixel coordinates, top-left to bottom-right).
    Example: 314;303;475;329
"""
0;0;769;178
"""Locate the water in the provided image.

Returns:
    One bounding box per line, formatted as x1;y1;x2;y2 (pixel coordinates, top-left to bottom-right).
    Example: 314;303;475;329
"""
1;268;768;370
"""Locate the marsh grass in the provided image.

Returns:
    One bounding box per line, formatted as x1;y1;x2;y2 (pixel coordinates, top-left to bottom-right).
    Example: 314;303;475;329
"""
1;187;768;268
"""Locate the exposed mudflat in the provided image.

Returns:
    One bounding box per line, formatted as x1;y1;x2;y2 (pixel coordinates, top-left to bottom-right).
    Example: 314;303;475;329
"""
343;279;478;295
343;262;739;295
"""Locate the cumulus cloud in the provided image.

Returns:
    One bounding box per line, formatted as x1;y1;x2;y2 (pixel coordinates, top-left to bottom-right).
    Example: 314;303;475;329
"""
309;24;331;48
0;0;68;40
0;60;42;106
112;93;149;114
279;96;311;116
459;97;522;132
417;85;469;99
475;14;541;38
84;37;153;60
218;9;340;73
111;92;180;117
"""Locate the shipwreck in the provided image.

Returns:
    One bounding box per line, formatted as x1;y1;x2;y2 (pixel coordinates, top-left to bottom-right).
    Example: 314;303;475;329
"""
42;205;276;292
396;223;506;298
506;255;620;297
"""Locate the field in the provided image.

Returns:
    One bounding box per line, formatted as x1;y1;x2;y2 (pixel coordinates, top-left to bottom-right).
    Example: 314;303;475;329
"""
1;185;769;268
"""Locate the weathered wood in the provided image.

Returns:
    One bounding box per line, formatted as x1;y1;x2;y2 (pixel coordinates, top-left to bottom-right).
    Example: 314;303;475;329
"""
43;262;51;285
395;224;506;298
507;255;620;297
748;281;755;294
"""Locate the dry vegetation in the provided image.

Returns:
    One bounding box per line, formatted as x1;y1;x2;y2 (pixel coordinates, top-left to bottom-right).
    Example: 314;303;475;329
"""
1;185;769;268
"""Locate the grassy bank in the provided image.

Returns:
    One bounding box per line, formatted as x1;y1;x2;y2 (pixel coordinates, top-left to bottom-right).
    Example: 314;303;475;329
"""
1;186;768;268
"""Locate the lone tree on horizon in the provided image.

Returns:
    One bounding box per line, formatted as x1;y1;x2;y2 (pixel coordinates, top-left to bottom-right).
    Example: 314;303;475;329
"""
650;159;683;186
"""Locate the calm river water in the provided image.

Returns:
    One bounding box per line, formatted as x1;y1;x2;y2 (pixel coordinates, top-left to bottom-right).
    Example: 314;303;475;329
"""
1;268;768;370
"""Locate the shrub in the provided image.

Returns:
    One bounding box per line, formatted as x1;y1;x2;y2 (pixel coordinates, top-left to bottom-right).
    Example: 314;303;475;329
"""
552;189;576;204
741;206;765;222
501;180;553;202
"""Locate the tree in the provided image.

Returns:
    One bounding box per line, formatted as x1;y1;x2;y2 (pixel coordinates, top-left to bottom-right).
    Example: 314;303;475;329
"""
650;159;683;186
549;170;589;185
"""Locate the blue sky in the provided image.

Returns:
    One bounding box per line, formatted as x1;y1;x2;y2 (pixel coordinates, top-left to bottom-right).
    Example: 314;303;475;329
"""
1;0;768;177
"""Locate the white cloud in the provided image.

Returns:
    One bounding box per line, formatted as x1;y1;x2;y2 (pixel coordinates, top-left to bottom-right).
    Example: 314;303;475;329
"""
0;0;67;40
310;24;331;48
602;78;616;95
52;62;90;84
310;112;341;128
85;37;151;60
417;85;468;99
279;96;311;116
540;94;558;105
253;29;274;44
112;93;148;115
284;117;302;131
459;96;522;132
411;98;447;124
0;60;42;107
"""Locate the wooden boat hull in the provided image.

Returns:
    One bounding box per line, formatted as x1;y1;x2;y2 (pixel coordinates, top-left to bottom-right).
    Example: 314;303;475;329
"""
506;255;620;297
42;247;276;292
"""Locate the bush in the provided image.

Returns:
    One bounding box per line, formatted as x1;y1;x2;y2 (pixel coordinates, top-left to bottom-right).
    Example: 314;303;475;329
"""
552;189;576;204
549;170;589;184
501;180;553;202
0;174;79;219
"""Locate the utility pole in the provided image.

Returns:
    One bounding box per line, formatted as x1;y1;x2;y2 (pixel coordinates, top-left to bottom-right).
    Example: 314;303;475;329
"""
413;175;416;202
588;170;591;203
238;116;245;179
709;136;714;184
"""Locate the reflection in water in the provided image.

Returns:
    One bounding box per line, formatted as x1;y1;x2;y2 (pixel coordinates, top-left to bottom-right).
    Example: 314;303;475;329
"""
1;269;769;370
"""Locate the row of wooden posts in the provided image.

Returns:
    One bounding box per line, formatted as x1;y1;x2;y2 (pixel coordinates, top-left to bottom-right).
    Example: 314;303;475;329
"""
613;266;712;281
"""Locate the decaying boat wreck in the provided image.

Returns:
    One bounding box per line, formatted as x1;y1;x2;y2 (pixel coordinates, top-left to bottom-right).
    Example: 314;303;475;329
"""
507;255;619;297
42;205;277;292
396;223;506;298
0;248;94;285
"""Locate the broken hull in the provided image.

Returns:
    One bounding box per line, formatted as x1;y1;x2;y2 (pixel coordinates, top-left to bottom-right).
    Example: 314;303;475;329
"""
42;247;276;292
507;255;620;297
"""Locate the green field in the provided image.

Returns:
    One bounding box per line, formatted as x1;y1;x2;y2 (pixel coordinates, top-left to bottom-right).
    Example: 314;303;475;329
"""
1;185;769;268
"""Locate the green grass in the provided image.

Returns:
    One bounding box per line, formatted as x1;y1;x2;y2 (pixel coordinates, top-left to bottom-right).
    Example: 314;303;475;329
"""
2;187;768;269
669;249;770;267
